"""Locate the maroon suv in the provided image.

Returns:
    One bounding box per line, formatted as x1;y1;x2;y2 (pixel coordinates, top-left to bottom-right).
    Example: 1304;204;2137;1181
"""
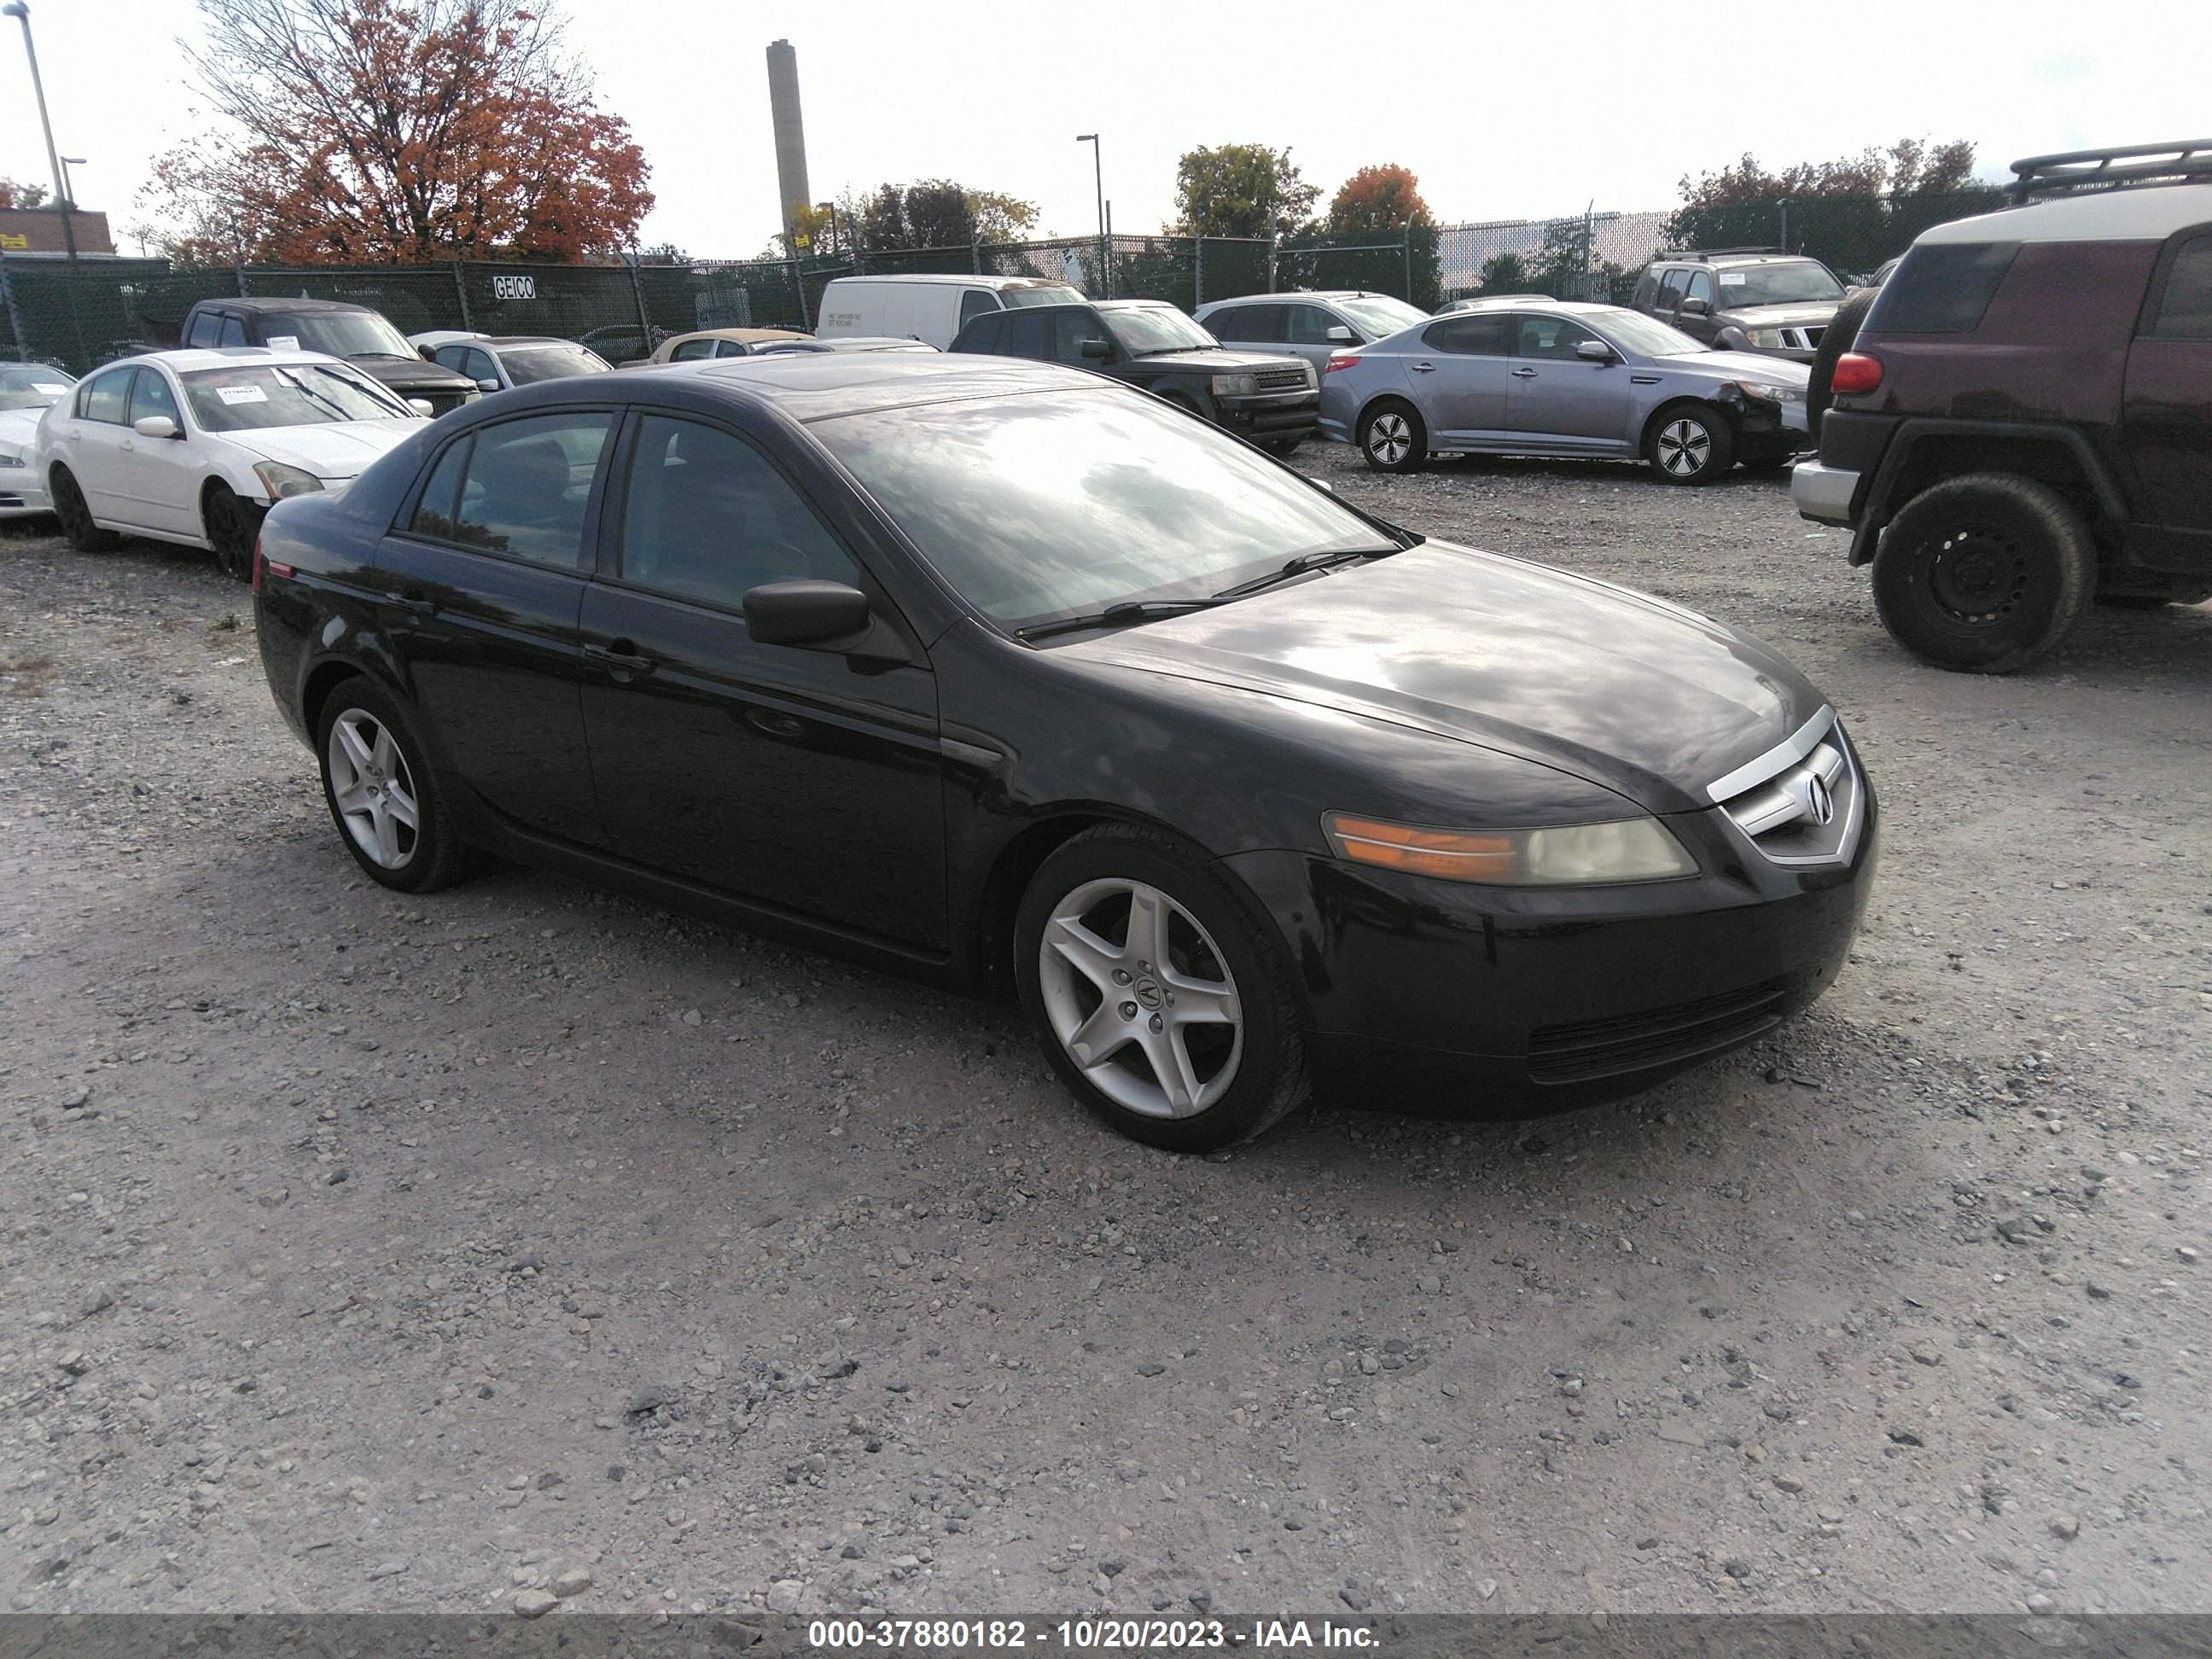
1793;140;2212;672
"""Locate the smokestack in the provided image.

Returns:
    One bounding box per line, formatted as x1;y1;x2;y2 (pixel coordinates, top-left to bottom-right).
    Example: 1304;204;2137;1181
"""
765;39;811;247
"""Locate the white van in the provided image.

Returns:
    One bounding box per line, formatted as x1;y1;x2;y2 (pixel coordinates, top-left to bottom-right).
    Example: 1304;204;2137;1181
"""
813;274;1085;350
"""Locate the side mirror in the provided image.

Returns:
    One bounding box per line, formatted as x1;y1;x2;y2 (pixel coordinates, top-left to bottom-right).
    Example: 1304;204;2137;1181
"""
1324;324;1357;344
1679;296;1710;317
132;415;179;439
475;377;500;393
744;579;871;646
1080;337;1111;359
1575;340;1617;364
417;346;438;362
407;398;435;418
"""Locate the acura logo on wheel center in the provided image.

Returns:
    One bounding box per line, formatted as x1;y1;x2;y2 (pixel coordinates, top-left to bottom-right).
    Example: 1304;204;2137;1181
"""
1133;979;1164;1010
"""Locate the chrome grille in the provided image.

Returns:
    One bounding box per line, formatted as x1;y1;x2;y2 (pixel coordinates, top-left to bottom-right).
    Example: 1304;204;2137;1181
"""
1256;368;1310;392
1708;707;1864;868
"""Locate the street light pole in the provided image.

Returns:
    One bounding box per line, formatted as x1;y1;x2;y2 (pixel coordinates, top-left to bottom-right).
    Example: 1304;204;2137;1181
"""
60;154;84;206
1075;133;1104;298
2;2;76;261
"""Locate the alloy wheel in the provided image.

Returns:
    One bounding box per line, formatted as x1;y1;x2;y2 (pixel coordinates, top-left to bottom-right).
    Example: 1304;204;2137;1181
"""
1037;876;1243;1120
326;709;421;870
1366;412;1413;467
1656;417;1712;478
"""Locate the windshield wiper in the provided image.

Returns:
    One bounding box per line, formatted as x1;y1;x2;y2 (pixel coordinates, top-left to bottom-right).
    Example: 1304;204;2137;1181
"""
1016;599;1225;642
1213;546;1397;599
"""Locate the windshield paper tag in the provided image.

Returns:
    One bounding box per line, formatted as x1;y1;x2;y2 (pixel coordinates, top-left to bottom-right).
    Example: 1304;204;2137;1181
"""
1717;272;1747;286
266;335;300;351
215;384;269;405
33;382;67;393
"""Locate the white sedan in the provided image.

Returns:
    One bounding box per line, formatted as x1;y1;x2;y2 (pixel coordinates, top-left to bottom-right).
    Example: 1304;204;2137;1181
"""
0;362;79;518
35;347;428;579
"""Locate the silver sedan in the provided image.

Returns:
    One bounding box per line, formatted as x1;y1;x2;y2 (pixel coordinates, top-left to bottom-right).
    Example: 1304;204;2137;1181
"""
1318;299;1811;485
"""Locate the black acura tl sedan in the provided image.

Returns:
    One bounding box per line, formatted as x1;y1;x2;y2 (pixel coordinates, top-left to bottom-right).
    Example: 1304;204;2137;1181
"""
253;354;1876;1151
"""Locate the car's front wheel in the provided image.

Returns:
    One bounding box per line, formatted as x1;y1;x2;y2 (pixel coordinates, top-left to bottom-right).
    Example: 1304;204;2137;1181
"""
1646;403;1735;484
315;677;470;892
1016;824;1309;1152
1358;400;1426;474
1871;474;2093;672
202;484;264;582
49;465;120;552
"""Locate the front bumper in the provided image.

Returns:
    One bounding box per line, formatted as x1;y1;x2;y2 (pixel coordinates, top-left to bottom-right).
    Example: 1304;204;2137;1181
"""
1221;793;1877;1115
1791;459;1860;526
0;469;51;516
1217;389;1319;442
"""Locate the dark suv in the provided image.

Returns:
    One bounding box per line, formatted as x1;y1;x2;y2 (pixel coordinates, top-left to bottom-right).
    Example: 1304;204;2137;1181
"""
1633;249;1849;363
1792;140;2212;672
949;299;1318;454
179;298;479;415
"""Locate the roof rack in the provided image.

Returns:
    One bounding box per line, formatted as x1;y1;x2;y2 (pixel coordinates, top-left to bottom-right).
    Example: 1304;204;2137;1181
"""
1654;246;1791;260
2010;138;2212;202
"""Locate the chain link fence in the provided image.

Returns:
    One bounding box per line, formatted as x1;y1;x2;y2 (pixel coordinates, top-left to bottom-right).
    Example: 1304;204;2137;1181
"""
1;190;2009;375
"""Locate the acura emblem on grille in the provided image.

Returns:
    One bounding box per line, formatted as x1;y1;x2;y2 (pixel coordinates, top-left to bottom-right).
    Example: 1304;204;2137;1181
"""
1794;771;1835;827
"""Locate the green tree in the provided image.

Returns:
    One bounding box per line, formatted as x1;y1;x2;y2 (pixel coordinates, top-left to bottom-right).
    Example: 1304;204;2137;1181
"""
841;180;1039;252
1172;143;1318;240
1476;250;1529;295
0;177;49;210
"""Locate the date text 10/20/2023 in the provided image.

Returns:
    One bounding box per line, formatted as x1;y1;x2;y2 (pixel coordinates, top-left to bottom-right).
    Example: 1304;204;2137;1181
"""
805;1618;1382;1650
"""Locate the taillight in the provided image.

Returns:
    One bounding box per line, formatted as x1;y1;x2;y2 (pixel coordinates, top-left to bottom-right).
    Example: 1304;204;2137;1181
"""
1325;353;1360;374
1830;352;1883;396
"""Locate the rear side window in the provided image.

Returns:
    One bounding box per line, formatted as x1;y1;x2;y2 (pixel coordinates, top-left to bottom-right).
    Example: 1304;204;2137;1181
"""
218;314;250;346
1420;316;1508;355
671;338;717;361
413;412;613;568
2144;232;2212;339
1866;242;2020;335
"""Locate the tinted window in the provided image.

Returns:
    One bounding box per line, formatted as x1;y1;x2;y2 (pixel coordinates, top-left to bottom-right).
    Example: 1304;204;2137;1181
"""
671;338;717;361
461;348;498;384
1866;242;2020;335
1657;270;1690;306
1216;304;1283;344
999;311;1050;358
1286;305;1342;346
1420;316;1508;355
2145;233;2212;340
410;438;473;541
186;311;223;349
443;413;613;567
127;368;183;427
434;345;472;372
955;314;1000;353
958;289;999;327
714;340;753;358
1052;309;1109;364
218;315;249;346
617;416;856;610
1513;316;1598;359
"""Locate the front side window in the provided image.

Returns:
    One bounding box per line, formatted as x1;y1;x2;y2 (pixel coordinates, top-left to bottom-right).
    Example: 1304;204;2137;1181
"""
434;345;472;373
2147;233;2212;339
80;368;134;424
461;348;498;386
0;363;75;412
416;412;612;567
714;340;754;358
185;311;223;348
181;364;410;432
127;368;183;427
1420;316;1507;356
816;386;1392;630
1286;305;1342;346
617;416;856;610
1685;271;1714;305
1513;316;1598;359
1656;269;1690;306
1052;310;1110;364
218;315;249;346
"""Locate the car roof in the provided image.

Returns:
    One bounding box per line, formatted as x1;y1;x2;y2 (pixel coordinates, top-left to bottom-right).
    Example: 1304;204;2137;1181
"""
582;352;1101;423
666;327;808;345
1198;290;1393;307
823;273;1079;289
191;296;372;313
97;346;351;372
1917;181;2212;245
1435;296;1616;316
479;336;574;349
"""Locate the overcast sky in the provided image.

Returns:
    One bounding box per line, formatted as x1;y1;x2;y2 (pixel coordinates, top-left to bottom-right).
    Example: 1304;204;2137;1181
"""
4;0;2209;256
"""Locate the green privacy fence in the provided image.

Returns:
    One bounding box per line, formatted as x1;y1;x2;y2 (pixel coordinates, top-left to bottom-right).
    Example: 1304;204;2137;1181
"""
0;190;2009;376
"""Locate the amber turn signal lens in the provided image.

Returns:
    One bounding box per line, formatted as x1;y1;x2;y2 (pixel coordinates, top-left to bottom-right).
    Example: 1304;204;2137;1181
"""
1322;814;1516;882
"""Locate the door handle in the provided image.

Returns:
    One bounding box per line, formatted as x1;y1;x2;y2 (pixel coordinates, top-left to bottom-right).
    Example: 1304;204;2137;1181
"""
396;589;436;616
1511;367;1539;379
1409;361;1436;374
584;640;655;674
746;708;805;740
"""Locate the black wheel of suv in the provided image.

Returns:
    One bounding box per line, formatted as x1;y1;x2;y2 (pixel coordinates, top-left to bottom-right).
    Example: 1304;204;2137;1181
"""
49;465;120;552
1871;474;2093;673
1358;399;1426;474
203;484;264;582
314;676;471;893
1015;823;1310;1153
1645;402;1734;485
1808;286;1878;441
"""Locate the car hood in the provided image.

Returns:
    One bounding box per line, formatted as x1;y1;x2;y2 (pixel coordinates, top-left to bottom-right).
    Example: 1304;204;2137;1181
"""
1666;350;1813;387
1714;300;1838;328
225;419;423;480
346;354;475;388
1131;348;1310;375
1062;542;1822;814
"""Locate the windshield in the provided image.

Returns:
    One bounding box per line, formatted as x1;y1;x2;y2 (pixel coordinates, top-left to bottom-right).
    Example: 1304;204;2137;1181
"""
1335;295;1428;337
501;344;611;385
0;363;76;411
262;311;416;358
1714;262;1843;307
1589;309;1709;358
182;364;411;432
1000;284;1086;309
818;388;1388;630
1103;307;1218;357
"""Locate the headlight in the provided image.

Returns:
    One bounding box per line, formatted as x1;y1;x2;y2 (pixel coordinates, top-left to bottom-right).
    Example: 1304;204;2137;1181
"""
253;461;325;500
1323;812;1697;886
1209;373;1258;399
1727;379;1803;405
1747;328;1786;349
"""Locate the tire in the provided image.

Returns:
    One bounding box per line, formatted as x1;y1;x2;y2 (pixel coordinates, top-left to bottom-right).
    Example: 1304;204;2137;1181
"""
202;484;265;583
49;465;120;552
1358;399;1426;474
1807;286;1879;441
1645;403;1735;485
1015;824;1310;1153
314;676;470;893
1871;474;2094;673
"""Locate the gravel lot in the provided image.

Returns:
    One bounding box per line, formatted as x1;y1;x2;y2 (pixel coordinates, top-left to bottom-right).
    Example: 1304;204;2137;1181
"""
3;445;2208;1621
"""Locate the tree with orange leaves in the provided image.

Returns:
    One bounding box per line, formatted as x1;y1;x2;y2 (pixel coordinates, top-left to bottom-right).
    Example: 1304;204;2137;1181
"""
138;0;652;265
1324;164;1433;236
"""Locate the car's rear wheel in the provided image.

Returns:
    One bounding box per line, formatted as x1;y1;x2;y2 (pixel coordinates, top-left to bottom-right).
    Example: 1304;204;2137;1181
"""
49;465;119;552
1807;286;1879;440
315;677;469;893
1358;400;1426;474
202;484;264;582
1646;403;1734;485
1016;824;1309;1152
1871;474;2093;673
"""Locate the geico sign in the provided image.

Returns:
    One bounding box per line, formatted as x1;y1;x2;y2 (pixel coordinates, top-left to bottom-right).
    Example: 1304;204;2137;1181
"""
492;274;537;301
